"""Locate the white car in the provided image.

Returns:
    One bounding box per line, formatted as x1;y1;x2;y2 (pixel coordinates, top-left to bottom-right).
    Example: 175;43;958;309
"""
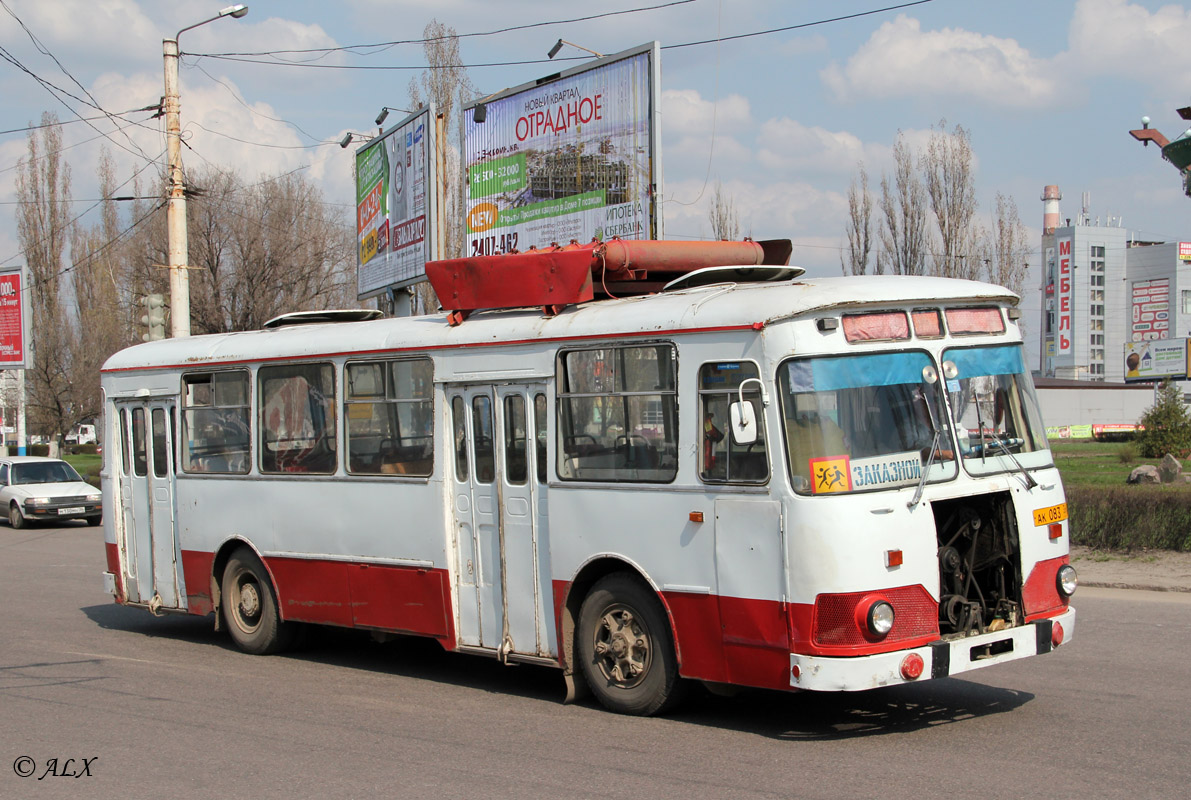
0;456;102;528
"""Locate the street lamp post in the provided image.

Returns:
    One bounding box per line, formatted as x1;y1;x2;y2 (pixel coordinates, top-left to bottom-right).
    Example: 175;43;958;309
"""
162;4;248;338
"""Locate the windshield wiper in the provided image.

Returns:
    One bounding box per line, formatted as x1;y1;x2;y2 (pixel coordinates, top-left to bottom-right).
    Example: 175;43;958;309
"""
989;435;1037;490
909;389;945;510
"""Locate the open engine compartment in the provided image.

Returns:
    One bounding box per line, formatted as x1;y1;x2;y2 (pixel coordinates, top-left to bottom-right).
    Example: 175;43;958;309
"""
931;492;1023;637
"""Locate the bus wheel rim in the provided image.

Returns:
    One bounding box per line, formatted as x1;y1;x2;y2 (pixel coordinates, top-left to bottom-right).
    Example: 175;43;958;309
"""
592;604;651;688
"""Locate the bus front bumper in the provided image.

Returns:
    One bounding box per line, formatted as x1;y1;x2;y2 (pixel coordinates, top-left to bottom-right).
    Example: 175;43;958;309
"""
789;606;1075;691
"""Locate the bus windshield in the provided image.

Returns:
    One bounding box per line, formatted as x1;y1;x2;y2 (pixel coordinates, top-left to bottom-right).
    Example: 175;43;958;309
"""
942;344;1051;476
779;351;957;495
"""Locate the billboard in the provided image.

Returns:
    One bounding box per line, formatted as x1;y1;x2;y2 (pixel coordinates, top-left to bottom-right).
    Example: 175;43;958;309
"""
1055;236;1073;354
462;42;661;258
1123;339;1188;382
355;105;438;299
0;266;28;369
1130;278;1170;341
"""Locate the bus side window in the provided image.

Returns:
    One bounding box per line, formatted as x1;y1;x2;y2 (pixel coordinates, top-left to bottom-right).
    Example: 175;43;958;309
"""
259;363;337;475
556;344;678;483
534;393;547;483
345;358;433;476
182;371;250;474
698;361;768;484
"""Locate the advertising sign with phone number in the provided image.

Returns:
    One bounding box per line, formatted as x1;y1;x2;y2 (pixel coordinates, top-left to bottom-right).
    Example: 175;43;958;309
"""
463;42;661;259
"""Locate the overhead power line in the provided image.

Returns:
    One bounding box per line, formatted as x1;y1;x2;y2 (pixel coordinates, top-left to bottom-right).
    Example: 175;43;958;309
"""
189;1;698;61
188;0;937;71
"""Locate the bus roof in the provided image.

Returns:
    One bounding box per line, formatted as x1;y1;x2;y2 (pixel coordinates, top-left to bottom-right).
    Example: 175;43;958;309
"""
103;275;1017;373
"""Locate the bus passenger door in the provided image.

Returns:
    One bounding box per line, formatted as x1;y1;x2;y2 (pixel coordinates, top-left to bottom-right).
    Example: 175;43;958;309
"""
449;384;549;658
116;400;183;611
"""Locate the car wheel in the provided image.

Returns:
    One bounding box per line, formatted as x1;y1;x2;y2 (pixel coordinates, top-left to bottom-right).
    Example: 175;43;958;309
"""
85;515;102;527
9;502;25;529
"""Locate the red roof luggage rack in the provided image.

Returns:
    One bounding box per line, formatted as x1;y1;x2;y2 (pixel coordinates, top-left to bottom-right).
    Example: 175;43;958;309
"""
425;237;793;325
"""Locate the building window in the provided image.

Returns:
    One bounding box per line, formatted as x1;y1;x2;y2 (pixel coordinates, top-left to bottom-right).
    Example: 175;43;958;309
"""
1090;245;1105;258
1091;349;1104;362
1182;290;1191;315
1091;274;1104;286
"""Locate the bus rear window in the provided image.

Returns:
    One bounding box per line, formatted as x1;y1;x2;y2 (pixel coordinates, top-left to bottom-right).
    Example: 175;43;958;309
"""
842;312;909;342
945;307;1005;335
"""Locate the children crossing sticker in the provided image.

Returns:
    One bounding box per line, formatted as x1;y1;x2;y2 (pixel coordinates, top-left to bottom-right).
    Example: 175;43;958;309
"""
809;455;852;494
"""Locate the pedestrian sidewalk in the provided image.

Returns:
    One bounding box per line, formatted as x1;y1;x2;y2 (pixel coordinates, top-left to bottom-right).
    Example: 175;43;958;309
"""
1069;546;1191;593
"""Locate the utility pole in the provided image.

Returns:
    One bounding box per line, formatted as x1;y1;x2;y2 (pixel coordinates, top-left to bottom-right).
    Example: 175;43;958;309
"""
161;5;249;338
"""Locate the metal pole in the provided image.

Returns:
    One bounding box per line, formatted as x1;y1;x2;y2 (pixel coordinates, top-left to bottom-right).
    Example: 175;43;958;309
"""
163;37;191;338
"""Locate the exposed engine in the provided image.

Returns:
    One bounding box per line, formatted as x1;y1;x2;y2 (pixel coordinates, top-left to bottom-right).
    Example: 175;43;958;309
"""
931;492;1023;637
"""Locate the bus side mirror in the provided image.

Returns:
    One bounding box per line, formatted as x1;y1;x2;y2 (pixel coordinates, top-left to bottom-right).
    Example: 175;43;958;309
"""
730;401;757;445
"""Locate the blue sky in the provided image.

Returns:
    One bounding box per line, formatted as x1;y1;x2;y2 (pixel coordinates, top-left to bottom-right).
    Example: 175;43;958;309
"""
2;0;1190;320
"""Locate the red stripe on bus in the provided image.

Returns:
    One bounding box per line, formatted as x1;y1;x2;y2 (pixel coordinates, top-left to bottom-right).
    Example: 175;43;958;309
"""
100;323;764;374
181;549;215;616
104;541;125;602
1022;555;1070;621
263;555;456;647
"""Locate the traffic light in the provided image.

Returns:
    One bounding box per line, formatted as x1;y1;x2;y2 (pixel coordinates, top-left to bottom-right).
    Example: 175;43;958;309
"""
140;293;166;341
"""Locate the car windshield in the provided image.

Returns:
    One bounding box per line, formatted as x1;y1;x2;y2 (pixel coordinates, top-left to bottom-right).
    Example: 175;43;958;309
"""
942;344;1052;476
12;461;83;485
779;351;957;495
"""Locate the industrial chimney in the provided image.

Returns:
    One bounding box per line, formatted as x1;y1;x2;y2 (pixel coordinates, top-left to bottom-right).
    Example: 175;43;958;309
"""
1041;185;1062;234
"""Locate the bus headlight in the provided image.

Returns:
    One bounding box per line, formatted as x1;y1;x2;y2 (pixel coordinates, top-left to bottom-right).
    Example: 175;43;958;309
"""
866;600;895;637
1056;565;1078;597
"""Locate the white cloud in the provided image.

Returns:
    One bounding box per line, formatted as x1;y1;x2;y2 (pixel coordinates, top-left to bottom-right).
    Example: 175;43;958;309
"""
821;14;1062;109
756;118;888;175
1068;0;1191;95
661;89;752;136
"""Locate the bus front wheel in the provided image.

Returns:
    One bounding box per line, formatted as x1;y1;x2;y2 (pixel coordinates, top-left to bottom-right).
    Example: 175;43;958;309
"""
221;548;293;655
577;573;684;716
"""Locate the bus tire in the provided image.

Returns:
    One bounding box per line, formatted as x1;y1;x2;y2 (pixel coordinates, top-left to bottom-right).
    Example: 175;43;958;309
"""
221;548;293;655
577;573;684;716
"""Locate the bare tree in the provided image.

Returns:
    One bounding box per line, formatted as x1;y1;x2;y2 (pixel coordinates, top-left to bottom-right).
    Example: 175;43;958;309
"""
15;112;81;444
878;134;929;276
707;180;740;241
406;20;477;312
986;192;1029;296
842;163;875;275
181;165;356;333
69;148;138;424
923;119;980;279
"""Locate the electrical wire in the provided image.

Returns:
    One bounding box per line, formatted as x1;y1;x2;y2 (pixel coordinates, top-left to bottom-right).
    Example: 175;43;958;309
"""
190;1;698;61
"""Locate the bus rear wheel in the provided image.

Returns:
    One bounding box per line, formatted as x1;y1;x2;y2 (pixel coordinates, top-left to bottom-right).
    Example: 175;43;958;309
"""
577;573;684;716
221;548;293;655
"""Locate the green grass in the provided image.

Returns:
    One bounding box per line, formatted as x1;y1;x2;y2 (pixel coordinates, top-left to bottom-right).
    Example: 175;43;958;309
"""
63;453;102;485
1050;438;1191;552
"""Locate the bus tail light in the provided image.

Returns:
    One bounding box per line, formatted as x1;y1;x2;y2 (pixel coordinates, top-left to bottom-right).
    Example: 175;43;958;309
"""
1051;621;1065;648
900;653;925;680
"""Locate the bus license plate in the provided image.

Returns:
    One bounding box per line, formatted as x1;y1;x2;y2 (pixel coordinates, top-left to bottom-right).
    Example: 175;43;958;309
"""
1033;503;1067;526
58;506;84;515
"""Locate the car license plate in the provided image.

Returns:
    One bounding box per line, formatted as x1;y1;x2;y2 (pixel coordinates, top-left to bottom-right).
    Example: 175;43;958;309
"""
1032;502;1067;526
58;506;85;515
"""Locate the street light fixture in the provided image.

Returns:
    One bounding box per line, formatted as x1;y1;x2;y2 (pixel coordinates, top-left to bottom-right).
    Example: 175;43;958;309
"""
339;132;375;149
547;39;603;59
162;4;249;338
375;106;413;127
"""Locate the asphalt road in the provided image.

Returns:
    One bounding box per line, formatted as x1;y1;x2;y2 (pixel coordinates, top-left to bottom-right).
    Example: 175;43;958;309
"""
2;524;1189;800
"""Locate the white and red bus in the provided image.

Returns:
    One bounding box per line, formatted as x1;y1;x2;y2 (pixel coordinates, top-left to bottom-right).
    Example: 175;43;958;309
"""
101;240;1076;715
